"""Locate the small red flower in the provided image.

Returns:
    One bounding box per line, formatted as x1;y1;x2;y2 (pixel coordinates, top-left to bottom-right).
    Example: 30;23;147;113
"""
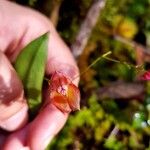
140;70;150;80
49;71;80;113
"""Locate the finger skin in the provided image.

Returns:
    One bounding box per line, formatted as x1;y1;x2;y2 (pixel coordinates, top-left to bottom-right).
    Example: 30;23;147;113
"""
0;130;7;149
0;104;28;131
0;51;28;131
2;105;68;150
27;104;68;150
2;127;28;150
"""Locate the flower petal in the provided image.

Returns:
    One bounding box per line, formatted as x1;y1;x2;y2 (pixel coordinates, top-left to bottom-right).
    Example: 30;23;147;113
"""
67;83;80;111
51;92;71;113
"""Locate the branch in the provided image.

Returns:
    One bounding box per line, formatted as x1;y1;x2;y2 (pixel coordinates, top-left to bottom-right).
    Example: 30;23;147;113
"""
71;0;106;59
96;81;145;100
114;35;150;56
49;0;62;27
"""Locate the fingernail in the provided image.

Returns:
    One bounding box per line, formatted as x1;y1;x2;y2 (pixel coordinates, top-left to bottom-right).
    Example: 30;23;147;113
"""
46;59;79;80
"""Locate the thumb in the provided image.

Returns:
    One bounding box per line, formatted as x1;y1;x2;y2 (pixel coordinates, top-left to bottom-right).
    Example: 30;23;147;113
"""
0;51;28;131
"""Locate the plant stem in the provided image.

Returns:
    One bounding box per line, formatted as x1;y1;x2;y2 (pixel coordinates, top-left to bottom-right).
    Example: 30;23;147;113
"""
80;51;112;77
72;51;112;81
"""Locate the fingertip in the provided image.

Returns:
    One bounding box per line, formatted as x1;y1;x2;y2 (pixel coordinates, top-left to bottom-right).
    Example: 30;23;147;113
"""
0;103;28;131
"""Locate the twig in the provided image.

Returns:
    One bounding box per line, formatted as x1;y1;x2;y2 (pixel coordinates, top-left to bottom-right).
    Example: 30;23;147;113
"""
79;51;111;77
50;0;62;27
108;125;119;138
71;0;106;59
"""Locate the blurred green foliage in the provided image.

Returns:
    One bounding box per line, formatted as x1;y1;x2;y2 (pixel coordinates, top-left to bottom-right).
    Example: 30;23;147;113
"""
15;0;150;149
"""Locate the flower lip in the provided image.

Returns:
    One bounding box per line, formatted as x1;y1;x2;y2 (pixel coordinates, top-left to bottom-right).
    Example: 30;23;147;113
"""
57;85;68;96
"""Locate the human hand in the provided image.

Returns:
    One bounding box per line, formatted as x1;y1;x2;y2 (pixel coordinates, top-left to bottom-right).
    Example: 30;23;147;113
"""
0;1;79;150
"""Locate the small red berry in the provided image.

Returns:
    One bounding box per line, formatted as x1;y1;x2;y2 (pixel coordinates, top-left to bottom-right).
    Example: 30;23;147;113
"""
140;70;150;80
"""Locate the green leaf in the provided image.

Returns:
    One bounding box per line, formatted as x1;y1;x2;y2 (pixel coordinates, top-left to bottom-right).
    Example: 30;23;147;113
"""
14;32;49;115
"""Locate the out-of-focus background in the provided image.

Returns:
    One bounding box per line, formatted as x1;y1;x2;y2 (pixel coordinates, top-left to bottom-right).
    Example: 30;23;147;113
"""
14;0;150;149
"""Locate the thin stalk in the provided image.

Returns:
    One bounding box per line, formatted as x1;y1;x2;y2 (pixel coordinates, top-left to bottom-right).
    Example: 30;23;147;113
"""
72;51;112;81
104;56;143;71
